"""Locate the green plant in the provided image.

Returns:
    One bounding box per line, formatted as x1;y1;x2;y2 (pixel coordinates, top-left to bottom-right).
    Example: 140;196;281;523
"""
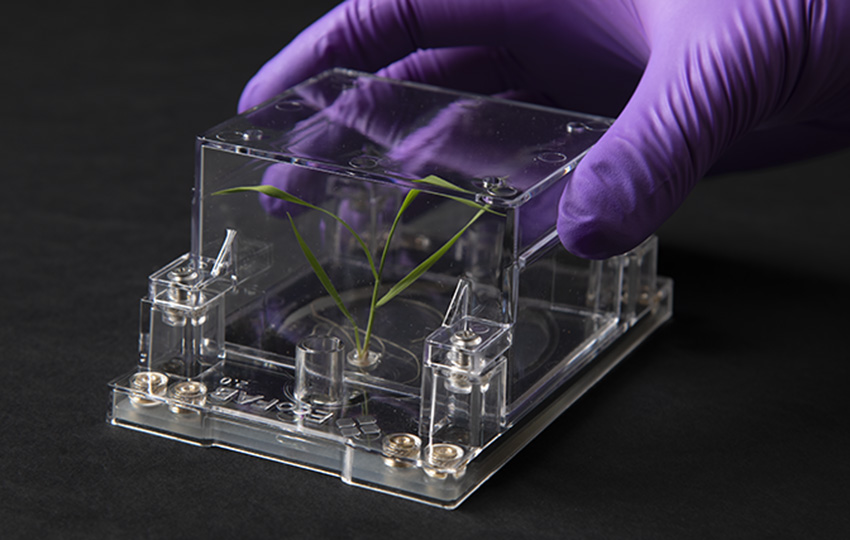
214;176;500;362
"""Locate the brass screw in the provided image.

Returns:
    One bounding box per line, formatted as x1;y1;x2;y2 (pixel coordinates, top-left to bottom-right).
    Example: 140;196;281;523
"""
382;433;421;468
129;372;169;407
168;380;207;414
424;443;466;479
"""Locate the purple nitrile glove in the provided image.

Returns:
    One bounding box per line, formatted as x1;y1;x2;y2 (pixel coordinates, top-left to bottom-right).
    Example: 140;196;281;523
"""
239;0;850;259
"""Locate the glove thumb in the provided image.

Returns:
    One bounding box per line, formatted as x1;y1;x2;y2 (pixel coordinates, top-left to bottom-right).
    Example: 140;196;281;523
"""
557;48;738;259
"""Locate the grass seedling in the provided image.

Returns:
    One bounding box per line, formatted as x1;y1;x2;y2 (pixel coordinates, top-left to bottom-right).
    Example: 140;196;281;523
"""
214;176;501;363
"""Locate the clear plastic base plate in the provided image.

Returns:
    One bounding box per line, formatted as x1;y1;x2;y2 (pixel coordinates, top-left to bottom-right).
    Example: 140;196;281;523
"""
108;70;672;508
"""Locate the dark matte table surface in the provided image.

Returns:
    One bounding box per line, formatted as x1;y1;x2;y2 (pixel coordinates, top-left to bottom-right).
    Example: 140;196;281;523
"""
2;2;849;538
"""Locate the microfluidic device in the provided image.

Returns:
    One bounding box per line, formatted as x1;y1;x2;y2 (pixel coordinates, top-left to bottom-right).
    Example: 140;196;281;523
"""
108;70;672;508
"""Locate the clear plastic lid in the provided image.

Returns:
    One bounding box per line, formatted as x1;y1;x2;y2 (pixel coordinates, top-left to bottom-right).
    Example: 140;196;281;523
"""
199;69;612;207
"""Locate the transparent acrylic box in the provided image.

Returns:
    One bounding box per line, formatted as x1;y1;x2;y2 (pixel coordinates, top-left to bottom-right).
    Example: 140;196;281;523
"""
108;69;672;508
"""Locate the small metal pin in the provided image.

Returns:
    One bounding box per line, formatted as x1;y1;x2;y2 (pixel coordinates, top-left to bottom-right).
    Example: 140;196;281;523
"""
210;229;237;278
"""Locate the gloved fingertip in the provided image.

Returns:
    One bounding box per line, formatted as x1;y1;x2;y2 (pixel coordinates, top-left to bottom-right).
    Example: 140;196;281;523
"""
556;150;660;260
556;210;647;260
557;222;612;260
238;77;264;113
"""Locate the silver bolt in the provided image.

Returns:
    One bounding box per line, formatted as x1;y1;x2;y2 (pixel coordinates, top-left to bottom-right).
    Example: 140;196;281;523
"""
167;266;198;283
424;443;466;479
445;330;482;393
168;380;207;414
382;433;421;468
164;266;207;326
449;329;482;369
128;371;169;407
167;267;198;303
450;329;482;349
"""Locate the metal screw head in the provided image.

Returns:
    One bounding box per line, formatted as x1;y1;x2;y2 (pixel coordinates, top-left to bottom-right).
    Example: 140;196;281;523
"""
167;267;198;284
166;267;199;304
131;371;169;392
168;380;207;414
171;381;206;398
450;329;482;348
448;329;482;372
424;443;466;479
427;443;463;464
164;266;207;327
382;433;421;468
385;433;419;452
129;371;169;407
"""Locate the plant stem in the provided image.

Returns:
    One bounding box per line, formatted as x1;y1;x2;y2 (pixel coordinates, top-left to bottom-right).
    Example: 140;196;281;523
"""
360;189;420;359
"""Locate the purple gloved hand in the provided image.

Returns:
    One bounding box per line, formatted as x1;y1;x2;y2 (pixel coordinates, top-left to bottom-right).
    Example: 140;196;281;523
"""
239;0;850;259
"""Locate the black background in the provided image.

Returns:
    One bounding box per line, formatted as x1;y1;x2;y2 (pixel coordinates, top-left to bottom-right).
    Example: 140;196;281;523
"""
2;2;849;538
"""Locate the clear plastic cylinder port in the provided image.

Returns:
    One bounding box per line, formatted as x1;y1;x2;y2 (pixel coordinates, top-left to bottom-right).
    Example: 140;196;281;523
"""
295;336;345;408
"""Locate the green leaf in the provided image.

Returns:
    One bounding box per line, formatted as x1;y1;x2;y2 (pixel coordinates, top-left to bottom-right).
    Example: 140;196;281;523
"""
376;208;485;308
213;185;378;281
413;175;473;194
287;213;360;349
379;189;420;276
